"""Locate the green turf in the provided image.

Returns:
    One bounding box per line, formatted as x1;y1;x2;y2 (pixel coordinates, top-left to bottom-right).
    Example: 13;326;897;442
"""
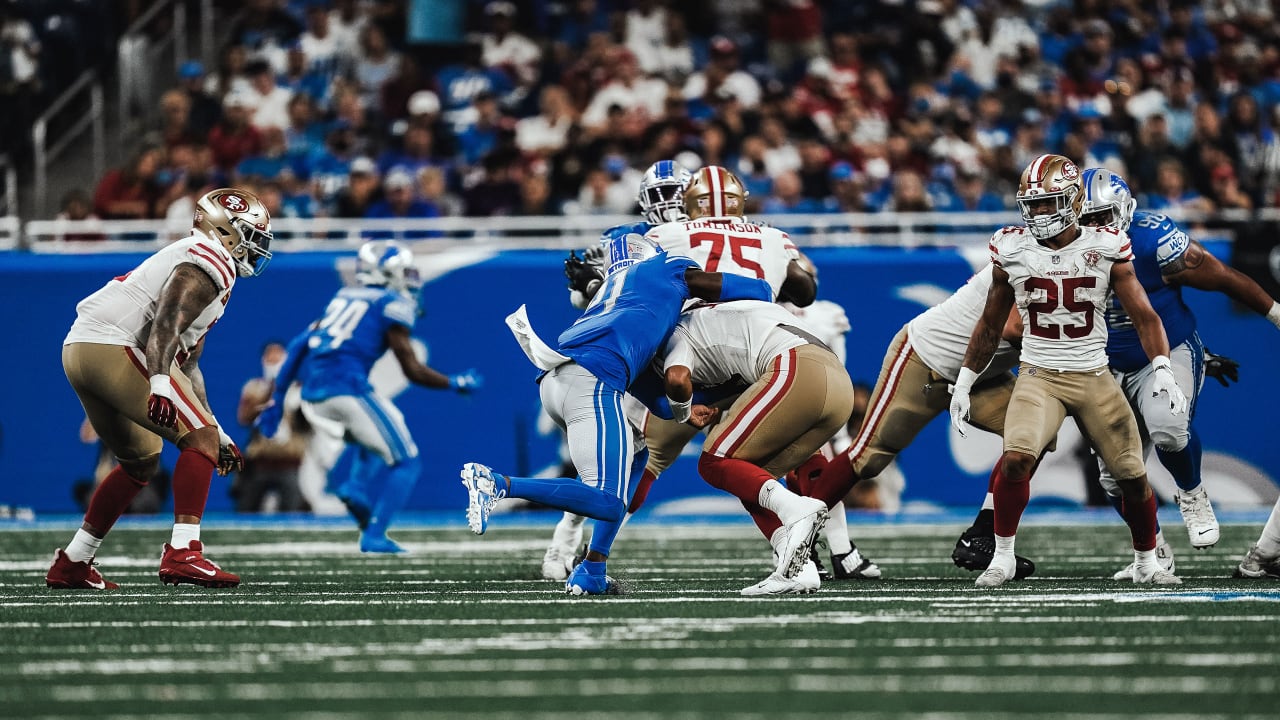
1;521;1277;719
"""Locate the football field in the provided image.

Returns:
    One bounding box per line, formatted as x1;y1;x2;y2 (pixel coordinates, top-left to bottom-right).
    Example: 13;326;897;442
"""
2;514;1278;719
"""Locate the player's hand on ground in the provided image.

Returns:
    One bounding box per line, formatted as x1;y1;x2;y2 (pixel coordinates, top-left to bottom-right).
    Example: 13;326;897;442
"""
1203;349;1239;387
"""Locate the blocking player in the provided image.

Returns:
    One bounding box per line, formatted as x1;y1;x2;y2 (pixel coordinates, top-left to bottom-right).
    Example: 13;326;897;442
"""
462;231;779;595
257;240;482;553
949;153;1187;587
47;187;273;589
1074;168;1280;579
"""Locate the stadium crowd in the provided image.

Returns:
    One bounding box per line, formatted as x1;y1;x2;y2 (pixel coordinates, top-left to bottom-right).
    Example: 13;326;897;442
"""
64;0;1280;227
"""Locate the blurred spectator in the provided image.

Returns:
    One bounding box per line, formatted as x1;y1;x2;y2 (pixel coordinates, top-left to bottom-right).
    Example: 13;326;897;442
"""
759;116;800;176
176;60;223;139
480;1;542;105
417;166;464;217
1142;157;1214;213
228;0;303;71
298;0;342;81
1207;162;1254;211
378;124;442;179
463;151;522;216
352;24;400;113
55;189;106;242
205;44;252;99
237;126;301;184
365;169;438;219
332;156;381;217
0;6;40;163
306;120;361;206
329;83;376;156
1224;92;1280;206
883;169;932;212
945;167;1004;212
734;135;774;204
762;170;826;214
825;162;869;213
1125;113;1180;193
279;171;320;218
283;93;326;161
624;0;670;77
455;91;510;167
552;0;611;69
208;92;264;177
652;11;697;83
245;59;294;132
163;170;216;237
581;49;668;134
1161;66;1199;149
516;172;556;215
329;0;367;59
437;42;513;131
515;85;577;158
279;41;331;107
796;138;834;201
764;0;824;80
93;145;163;219
157;90;200;149
683;36;761;110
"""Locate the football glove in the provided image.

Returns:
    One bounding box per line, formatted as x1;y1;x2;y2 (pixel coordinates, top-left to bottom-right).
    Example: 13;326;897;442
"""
449;369;483;394
564;250;604;295
217;441;244;476
1203;348;1239;387
147;375;178;429
1151;356;1188;415
948;367;978;438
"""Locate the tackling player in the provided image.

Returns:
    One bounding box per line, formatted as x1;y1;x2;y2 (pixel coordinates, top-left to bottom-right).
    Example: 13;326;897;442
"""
47;187;273;589
950;153;1187;587
257;241;482;553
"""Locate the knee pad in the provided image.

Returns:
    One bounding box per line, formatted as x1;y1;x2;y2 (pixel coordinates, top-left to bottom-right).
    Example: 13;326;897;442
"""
1149;427;1188;453
118;453;162;485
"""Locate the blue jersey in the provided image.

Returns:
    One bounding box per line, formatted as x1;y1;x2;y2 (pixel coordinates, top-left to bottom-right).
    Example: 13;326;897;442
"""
1105;210;1198;372
557;251;698;393
295;286;418;400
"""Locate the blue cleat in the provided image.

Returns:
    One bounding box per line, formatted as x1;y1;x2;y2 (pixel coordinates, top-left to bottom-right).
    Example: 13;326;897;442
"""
339;494;373;531
359;533;405;554
565;559;618;596
460;462;507;535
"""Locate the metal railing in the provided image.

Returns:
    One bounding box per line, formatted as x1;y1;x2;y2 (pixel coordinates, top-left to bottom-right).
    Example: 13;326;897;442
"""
31;70;106;216
0;216;19;250
117;0;190;142
0;155;15;217
15;209;1270;253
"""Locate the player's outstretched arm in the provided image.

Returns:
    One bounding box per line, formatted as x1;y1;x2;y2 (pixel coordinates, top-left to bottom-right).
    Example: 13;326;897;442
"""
386;325;482;393
684;268;772;303
1166;240;1280;327
951;266;1015;436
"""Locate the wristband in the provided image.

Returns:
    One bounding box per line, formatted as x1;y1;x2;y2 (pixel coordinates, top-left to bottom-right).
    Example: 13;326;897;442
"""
1267;301;1280;330
952;366;978;394
149;374;174;399
1151;355;1172;372
668;397;692;424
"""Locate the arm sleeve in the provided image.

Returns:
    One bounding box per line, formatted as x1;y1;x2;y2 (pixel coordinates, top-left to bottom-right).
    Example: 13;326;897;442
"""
717;272;773;302
270;330;311;406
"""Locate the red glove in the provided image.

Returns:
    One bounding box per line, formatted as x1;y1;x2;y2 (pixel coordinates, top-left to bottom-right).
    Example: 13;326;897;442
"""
147;375;178;429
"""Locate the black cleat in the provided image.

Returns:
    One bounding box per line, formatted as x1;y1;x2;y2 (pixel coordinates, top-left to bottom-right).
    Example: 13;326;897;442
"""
952;527;1036;579
809;546;830;581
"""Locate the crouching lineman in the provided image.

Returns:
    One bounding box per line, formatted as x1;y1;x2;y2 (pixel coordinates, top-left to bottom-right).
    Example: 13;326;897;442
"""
48;188;273;589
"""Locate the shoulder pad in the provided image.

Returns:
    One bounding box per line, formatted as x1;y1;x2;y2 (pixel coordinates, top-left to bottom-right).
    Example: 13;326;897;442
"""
601;221;652;242
184;239;237;291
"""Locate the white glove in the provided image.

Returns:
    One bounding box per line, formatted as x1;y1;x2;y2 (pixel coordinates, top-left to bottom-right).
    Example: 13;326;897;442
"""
948;367;978;438
1151;356;1187;415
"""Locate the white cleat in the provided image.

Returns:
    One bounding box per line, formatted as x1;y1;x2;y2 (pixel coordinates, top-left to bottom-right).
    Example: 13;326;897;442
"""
775;500;829;580
741;560;821;596
1176;486;1220;549
460;462;506;535
1113;539;1175;581
541;514;585;581
1234;545;1280;579
975;555;1017;588
1133;565;1183;585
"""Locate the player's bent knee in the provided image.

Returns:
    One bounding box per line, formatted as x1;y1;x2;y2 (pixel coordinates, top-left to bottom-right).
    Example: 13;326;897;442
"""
118;454;162;485
1149;427;1188;452
1000;451;1036;480
177;425;221;458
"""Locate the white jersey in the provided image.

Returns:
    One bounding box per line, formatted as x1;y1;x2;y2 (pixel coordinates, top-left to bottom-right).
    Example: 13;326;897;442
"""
64;231;237;354
662;301;818;386
990;224;1132;372
908;264;1020;383
645;217;799;299
780;299;849;364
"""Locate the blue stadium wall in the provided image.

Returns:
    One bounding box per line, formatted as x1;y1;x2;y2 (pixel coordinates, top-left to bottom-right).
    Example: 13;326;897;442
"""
2;242;1277;513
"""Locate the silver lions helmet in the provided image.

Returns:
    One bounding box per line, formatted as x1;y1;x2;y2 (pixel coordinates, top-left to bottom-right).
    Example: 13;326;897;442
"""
1079;167;1137;232
355;240;422;296
637;160;693;224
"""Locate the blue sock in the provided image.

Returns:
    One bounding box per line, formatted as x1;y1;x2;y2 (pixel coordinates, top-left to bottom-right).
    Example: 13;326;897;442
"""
1156;429;1202;493
1107;491;1161;534
506;476;626;522
577;559;606;576
337;447;379;506
365;456;421;537
587;449;646;557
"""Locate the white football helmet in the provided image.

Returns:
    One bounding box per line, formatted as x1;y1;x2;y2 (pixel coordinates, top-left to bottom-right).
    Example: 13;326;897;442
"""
1079;167;1137;232
355;240;422;296
194;187;273;276
637;160;692;224
1016;154;1083;240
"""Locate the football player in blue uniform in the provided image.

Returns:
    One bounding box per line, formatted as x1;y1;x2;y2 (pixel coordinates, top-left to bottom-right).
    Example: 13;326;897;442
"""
1076;168;1280;578
462;229;779;595
258;241;481;553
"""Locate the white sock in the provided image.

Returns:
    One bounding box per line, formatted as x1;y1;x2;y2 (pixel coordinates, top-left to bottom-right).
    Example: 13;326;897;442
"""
981;492;995;512
823;503;853;555
64;529;103;563
994;534;1016;558
171;523;201;549
1257;498;1280;557
757;480;813;525
1134;548;1157;567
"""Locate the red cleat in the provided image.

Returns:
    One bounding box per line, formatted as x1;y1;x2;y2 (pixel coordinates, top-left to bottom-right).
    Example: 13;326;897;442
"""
46;548;119;590
158;540;240;588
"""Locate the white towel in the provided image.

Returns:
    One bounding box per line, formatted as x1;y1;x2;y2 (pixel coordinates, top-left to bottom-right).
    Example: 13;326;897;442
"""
505;304;572;371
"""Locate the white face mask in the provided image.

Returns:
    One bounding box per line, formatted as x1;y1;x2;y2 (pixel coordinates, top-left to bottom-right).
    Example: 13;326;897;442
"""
865;157;891;181
263;360;284;382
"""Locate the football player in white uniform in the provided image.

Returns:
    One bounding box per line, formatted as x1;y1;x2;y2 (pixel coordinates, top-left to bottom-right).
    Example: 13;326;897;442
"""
949;154;1188;587
664;300;850;594
48;187;273;589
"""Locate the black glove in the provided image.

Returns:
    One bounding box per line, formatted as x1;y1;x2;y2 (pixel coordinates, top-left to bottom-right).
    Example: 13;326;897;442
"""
564;250;604;294
1203;348;1239;387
